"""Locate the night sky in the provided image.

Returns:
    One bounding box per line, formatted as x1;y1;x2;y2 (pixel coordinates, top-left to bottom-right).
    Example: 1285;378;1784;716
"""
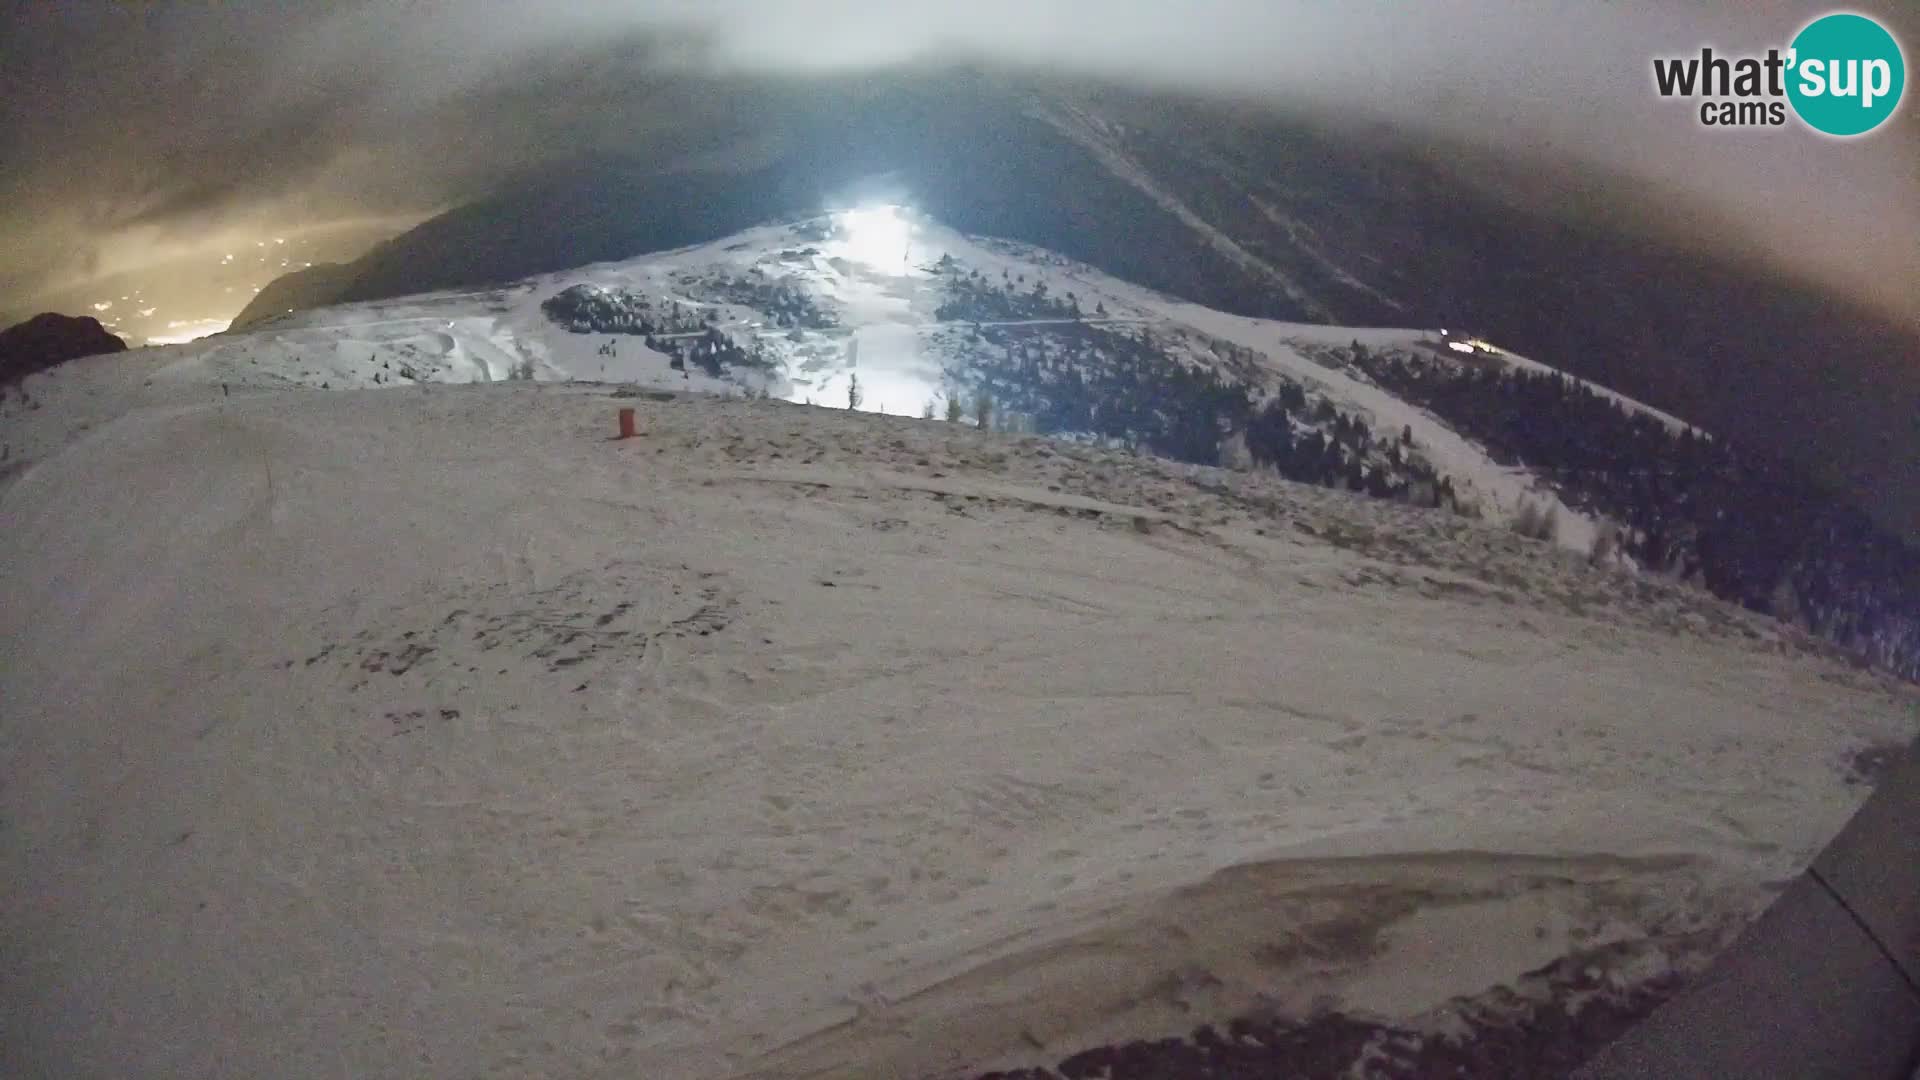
1;2;1913;343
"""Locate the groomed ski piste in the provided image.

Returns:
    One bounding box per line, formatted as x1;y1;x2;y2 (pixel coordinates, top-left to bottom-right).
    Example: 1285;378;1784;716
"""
3;211;1916;1079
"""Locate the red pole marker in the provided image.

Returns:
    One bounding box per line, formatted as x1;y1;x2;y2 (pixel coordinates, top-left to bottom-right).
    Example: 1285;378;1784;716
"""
617;407;637;439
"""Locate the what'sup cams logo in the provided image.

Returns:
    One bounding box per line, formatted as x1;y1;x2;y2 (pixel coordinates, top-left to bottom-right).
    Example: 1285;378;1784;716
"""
1654;11;1906;135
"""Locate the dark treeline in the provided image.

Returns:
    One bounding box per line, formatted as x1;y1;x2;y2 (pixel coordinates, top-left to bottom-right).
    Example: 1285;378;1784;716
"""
964;321;1244;464
934;257;1083;323
657;327;778;380
540;284;708;337
937;276;1457;508
540;284;775;379
690;271;837;330
1343;343;1920;678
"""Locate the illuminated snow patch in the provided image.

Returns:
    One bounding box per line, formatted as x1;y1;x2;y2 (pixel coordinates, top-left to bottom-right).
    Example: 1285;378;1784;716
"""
834;205;914;270
146;318;231;346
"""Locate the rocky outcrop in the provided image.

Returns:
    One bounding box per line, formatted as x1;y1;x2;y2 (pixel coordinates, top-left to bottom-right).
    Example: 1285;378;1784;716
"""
0;313;126;384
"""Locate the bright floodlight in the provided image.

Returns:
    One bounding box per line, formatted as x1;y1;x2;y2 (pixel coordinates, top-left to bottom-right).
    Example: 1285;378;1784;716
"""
836;204;912;269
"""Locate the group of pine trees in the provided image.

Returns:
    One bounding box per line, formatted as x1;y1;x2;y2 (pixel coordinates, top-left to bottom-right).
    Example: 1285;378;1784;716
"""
1344;342;1920;678
955;320;1242;463
916;390;995;428
1241;392;1454;506
699;273;836;330
933;260;1083;324
937;292;1456;507
541;284;778;380
661;327;778;380
540;284;709;338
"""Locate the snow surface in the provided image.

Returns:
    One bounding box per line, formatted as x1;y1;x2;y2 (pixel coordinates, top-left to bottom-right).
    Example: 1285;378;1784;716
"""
3;352;1916;1078
4;216;1915;1078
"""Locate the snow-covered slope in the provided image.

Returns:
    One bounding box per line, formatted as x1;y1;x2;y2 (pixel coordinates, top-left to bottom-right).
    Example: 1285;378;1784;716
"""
132;209;1682;554
7;213;1911;1078
4;347;1919;1077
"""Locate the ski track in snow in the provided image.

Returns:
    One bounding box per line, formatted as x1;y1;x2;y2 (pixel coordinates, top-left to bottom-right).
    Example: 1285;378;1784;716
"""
2;222;1917;1080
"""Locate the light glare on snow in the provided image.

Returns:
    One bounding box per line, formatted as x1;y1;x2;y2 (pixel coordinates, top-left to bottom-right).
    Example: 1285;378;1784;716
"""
834;204;913;270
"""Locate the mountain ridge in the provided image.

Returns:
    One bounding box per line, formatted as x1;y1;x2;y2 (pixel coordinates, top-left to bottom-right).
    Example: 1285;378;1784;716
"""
229;73;1920;541
0;311;126;385
5;349;1915;1079
38;208;1920;681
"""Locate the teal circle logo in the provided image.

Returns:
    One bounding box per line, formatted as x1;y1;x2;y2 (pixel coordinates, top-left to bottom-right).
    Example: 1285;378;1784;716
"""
1787;13;1906;136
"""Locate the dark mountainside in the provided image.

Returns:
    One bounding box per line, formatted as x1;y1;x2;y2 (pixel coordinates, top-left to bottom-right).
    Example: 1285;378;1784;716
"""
0;312;126;385
230;262;360;330
239;71;1920;538
1325;341;1920;679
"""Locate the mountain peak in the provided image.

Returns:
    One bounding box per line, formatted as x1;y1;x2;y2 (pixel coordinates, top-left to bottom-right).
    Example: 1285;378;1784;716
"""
0;311;126;384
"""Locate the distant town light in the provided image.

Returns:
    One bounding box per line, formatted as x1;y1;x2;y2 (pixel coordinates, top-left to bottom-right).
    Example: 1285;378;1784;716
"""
145;318;231;345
